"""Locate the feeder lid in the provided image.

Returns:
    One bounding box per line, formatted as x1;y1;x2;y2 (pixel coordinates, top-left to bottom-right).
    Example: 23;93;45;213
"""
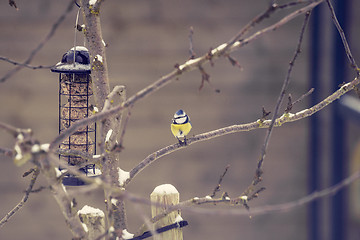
51;46;91;74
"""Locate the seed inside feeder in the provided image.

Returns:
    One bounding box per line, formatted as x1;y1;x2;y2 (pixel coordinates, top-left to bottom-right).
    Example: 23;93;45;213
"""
60;74;94;166
60;133;94;165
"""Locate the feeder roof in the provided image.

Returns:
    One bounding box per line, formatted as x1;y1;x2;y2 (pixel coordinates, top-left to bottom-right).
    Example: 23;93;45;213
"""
51;46;91;74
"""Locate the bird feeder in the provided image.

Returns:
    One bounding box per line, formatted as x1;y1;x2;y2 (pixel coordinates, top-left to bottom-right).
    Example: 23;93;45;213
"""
51;46;99;186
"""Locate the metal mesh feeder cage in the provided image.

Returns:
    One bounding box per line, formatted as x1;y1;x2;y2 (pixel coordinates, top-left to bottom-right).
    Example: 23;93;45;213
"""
51;46;100;186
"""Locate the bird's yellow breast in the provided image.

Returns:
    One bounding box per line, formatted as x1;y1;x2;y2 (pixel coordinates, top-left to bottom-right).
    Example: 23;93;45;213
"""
171;122;192;138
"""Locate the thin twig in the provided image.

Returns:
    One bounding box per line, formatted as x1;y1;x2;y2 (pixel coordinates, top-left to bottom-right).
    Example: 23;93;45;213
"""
117;105;133;149
210;165;230;198
228;1;323;53
0;121;21;137
0;0;74;82
292;87;314;107
182;169;360;217
220;0;311;55
286;88;314;112
188;26;196;59
0;121;32;140
56;148;98;163
0;56;53;69
325;0;359;73
256;10;311;175
221;2;278;54
0;168;40;227
0;147;14;158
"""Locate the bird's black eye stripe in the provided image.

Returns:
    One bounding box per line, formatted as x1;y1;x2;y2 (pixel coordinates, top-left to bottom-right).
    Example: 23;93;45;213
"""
173;116;189;124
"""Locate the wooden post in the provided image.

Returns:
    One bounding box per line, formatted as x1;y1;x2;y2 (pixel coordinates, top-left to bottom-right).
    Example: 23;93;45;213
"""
78;205;105;240
150;184;183;240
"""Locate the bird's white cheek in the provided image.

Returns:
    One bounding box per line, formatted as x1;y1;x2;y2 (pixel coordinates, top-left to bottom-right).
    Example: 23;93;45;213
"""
175;117;187;124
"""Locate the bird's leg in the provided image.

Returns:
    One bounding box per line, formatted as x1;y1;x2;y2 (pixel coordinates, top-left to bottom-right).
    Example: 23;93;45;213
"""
183;136;187;146
176;137;186;146
176;137;183;145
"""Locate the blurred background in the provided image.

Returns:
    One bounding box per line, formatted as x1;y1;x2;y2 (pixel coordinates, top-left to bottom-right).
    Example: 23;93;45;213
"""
0;0;359;239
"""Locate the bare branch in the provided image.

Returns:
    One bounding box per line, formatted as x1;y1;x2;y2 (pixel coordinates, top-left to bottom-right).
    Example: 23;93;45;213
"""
4;2;353;238
91;160;358;232
0;122;32;140
292;88;315;107
188;26;196;59
0;56;53;69
117;105;132;150
79;5;126;233
210;165;230;198
256;10;311;180
0;147;14;158
37;154;87;238
286;88;314;112
0;0;74;82
0;168;40;227
180;169;360;217
124;169;360;220
81;0;110;108
126;76;359;185
220;0;312;55
0;121;20;137
227;55;243;69
229;1;323;52
56;148;98;163
50;2;323;150
198;65;211;91
97;85;126;156
325;0;359;73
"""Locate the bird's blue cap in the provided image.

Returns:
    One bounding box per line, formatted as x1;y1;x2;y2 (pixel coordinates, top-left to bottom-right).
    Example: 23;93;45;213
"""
175;109;184;116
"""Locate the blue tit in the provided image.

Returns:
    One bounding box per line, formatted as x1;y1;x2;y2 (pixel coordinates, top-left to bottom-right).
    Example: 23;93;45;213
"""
171;109;192;145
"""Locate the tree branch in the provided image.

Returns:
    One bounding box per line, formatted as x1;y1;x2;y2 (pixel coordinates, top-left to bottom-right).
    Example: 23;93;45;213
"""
50;1;323;152
0;121;22;137
0;0;74;82
251;10;311;190
36;153;87;238
0;168;40;227
125;76;359;185
0;56;54;69
178;169;360;217
81;0;110;109
0;147;14;158
325;0;359;73
220;0;310;55
124;169;360;222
